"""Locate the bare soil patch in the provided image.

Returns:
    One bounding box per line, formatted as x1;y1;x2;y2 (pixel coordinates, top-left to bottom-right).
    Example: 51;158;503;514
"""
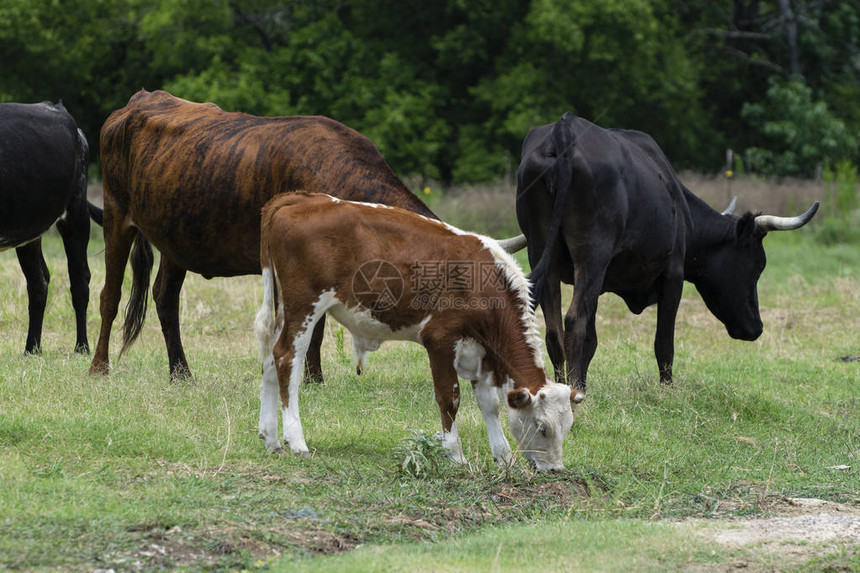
685;497;860;572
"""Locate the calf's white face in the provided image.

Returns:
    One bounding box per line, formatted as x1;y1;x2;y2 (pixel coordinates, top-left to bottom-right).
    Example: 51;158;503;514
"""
506;381;575;471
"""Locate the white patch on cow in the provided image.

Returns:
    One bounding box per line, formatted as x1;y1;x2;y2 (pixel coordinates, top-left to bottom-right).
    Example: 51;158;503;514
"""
441;421;466;464
328;304;429;345
453;338;485;380
352;335;381;373
472;371;513;465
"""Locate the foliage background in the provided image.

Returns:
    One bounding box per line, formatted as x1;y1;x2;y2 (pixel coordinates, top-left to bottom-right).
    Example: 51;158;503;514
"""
1;0;859;182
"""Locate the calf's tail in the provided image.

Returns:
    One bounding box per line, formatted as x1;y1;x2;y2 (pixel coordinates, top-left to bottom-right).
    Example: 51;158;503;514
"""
527;112;577;309
119;232;154;358
255;205;280;360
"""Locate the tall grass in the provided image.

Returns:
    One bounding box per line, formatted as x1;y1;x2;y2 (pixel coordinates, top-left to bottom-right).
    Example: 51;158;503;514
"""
0;186;858;571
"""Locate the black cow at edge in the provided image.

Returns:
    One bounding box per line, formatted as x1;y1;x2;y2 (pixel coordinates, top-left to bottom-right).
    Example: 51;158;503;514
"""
517;112;819;398
0;102;93;354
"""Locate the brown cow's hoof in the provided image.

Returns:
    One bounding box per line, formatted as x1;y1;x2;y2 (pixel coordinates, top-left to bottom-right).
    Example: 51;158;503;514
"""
89;361;110;376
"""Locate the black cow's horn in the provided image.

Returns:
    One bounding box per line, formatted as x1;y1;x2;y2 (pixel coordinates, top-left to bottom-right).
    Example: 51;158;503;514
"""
754;201;819;232
721;197;737;215
498;234;528;253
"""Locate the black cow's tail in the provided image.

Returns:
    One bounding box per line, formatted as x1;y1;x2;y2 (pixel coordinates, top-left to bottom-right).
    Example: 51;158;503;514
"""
119;232;154;358
88;202;104;226
528;112;577;309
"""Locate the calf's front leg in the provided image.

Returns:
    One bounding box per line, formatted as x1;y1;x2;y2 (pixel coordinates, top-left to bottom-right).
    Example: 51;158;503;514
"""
472;375;512;465
425;339;465;463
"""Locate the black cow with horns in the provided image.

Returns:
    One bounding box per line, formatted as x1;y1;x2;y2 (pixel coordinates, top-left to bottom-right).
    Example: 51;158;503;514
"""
0;102;94;354
517;112;819;399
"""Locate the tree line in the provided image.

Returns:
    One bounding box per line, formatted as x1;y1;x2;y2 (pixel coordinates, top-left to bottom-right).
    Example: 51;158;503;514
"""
1;0;858;184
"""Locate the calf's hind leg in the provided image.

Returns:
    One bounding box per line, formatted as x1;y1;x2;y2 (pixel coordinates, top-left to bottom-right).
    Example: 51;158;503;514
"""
257;279;332;456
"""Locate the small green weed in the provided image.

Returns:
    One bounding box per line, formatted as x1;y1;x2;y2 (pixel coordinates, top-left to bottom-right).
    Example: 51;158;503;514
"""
393;430;447;479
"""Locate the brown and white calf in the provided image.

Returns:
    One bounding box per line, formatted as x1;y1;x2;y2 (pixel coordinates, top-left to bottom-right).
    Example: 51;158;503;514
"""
255;192;579;471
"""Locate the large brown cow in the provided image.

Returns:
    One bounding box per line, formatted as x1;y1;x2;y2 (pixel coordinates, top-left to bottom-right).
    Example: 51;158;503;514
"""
90;90;529;381
256;193;577;470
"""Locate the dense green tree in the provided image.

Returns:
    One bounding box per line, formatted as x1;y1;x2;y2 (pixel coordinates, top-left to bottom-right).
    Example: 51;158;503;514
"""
1;0;858;181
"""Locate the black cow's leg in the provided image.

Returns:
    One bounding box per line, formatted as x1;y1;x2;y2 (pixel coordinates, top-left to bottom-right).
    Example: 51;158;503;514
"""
540;272;566;385
56;196;92;353
16;240;50;355
563;257;608;398
303;315;325;384
152;258;191;381
654;273;683;385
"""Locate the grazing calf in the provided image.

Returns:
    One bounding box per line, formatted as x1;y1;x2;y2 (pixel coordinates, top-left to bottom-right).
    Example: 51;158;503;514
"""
256;193;577;471
0;102;92;354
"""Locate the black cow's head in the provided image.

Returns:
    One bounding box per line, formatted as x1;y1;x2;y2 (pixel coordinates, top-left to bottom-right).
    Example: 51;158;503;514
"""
690;202;819;341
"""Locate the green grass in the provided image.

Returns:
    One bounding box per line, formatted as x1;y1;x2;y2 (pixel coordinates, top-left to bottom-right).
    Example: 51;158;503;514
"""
0;218;858;571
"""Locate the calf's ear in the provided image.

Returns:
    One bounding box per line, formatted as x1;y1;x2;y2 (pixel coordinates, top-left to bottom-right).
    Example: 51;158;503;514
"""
507;388;533;409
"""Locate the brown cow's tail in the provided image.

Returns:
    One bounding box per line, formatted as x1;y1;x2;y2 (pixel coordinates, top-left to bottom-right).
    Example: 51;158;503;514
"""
119;232;154;358
528;112;577;309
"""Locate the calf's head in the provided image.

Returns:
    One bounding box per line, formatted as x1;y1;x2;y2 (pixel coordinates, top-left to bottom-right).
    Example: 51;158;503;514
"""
506;382;576;471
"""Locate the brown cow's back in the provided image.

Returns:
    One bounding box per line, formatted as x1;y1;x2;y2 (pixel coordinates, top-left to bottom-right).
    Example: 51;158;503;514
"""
100;89;434;277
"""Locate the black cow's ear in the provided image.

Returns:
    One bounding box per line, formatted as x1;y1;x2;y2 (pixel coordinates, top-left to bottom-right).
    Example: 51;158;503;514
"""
735;212;761;244
507;388;533;409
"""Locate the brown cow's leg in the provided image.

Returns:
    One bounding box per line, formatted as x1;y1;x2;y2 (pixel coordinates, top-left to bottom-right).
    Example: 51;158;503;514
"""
56;195;92;354
16;240;49;355
303;315;325;384
152;258;191;381
90;210;136;375
424;333;465;463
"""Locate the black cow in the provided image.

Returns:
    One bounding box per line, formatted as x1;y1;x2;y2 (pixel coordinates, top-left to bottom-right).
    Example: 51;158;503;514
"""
0;102;92;354
517;113;818;397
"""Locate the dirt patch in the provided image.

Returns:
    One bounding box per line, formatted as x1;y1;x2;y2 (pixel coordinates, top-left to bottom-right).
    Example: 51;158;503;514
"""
685;498;860;572
96;519;358;572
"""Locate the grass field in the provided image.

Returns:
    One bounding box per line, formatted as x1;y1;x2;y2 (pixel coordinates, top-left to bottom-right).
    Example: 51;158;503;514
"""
1;182;858;571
